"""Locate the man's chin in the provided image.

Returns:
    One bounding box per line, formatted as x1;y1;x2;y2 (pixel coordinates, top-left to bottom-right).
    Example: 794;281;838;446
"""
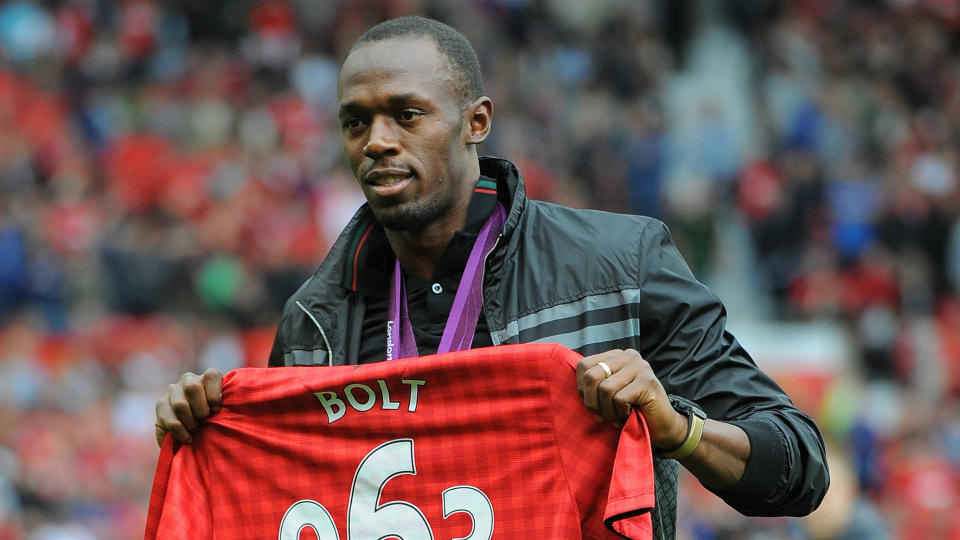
378;215;417;232
373;202;448;233
373;209;423;232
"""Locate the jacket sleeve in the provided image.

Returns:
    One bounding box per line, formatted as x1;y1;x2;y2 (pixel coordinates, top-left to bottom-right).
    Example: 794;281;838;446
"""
636;220;829;517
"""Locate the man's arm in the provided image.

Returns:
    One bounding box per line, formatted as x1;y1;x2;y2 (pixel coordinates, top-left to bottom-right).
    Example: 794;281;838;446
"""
578;220;829;517
577;350;750;491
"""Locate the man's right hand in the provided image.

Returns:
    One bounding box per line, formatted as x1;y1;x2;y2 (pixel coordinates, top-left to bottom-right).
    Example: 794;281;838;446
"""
154;368;224;447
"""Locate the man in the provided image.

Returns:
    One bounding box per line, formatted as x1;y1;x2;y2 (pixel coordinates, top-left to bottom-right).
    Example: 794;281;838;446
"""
155;16;828;539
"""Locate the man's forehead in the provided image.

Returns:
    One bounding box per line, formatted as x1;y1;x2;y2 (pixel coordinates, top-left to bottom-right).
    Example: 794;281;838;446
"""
338;36;454;96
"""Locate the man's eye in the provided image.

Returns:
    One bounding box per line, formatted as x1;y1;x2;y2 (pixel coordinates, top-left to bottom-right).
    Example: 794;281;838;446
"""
342;118;365;130
398;109;423;122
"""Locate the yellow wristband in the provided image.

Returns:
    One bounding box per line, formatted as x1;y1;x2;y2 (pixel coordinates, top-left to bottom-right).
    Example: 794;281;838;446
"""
660;411;704;460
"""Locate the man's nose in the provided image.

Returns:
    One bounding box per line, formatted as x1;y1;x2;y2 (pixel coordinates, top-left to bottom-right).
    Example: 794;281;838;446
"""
363;117;400;159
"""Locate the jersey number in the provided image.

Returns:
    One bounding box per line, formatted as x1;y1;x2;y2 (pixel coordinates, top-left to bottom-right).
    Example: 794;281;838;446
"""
278;439;494;540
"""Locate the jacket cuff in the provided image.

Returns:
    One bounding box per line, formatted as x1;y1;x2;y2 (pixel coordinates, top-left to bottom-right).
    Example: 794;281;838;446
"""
712;416;787;516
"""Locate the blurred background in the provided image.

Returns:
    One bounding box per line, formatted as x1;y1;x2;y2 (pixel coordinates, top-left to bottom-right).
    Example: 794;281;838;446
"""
1;0;959;538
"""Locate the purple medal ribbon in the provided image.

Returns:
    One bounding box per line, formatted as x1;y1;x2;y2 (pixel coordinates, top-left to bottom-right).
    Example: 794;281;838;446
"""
386;202;506;360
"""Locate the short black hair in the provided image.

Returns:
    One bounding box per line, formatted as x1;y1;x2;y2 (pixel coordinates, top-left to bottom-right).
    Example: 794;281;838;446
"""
351;16;483;106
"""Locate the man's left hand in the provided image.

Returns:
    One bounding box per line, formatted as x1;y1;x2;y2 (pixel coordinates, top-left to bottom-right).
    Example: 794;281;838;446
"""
576;349;688;450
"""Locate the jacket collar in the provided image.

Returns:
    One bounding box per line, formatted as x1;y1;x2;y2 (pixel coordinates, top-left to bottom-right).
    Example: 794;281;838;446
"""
479;156;526;242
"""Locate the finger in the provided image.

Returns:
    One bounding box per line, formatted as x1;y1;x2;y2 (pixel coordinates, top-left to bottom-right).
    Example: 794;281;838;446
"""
583;361;632;414
202;368;224;413
577;350;623;375
613;392;633;420
155;423;166;448
169;381;199;431
183;370;217;421
576;350;622;401
596;369;637;423
156;395;192;445
575;357;591;396
585;350;651;421
611;379;655;421
579;349;642;377
580;362;610;412
613;378;684;447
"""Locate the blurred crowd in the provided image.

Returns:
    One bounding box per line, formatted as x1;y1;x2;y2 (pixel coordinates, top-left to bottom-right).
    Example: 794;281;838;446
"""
1;0;960;538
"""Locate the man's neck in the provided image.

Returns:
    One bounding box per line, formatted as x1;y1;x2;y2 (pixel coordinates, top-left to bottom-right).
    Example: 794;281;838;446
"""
384;194;472;280
384;156;483;279
385;228;457;280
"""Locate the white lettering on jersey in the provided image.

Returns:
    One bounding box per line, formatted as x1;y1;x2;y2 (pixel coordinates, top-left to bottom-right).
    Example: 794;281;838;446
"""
314;378;426;424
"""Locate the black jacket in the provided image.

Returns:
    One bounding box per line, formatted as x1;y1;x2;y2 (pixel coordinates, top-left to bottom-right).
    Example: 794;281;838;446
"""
270;157;829;539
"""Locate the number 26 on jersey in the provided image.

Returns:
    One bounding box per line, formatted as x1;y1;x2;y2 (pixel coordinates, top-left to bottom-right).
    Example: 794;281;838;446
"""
278;438;494;540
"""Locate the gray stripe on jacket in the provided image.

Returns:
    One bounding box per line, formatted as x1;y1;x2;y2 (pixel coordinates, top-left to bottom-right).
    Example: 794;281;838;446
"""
492;288;642;346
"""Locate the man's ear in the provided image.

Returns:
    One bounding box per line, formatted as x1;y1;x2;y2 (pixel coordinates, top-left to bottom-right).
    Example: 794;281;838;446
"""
465;96;493;144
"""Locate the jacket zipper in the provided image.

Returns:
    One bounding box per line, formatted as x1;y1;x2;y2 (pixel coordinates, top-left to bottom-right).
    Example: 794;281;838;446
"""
295;300;333;366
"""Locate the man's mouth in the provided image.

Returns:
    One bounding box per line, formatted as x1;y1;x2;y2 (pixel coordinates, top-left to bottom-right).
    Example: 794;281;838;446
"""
364;169;414;192
368;174;411;186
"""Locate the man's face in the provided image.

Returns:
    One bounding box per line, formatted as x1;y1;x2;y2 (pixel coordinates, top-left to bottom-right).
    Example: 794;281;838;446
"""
338;37;474;232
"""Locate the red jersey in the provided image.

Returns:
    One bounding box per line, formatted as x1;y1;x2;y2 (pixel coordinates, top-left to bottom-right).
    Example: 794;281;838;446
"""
146;343;654;539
